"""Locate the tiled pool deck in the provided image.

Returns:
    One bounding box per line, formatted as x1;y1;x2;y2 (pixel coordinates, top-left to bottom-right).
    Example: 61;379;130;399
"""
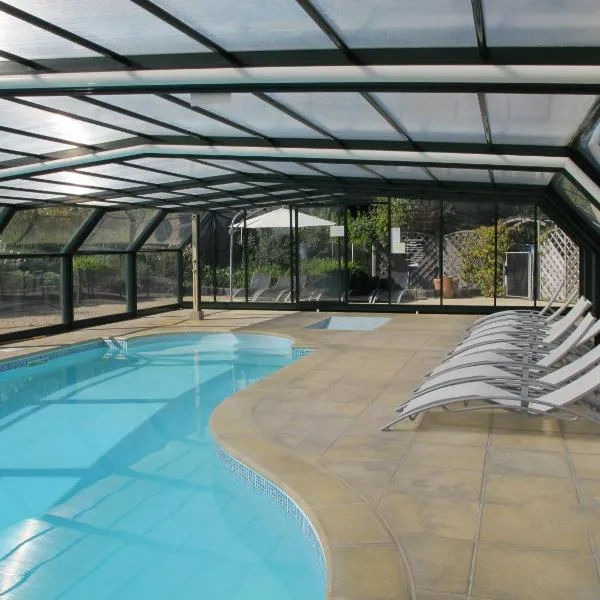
3;308;600;600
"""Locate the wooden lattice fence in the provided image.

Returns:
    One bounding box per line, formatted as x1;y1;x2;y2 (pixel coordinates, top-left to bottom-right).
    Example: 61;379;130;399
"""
539;228;579;302
400;231;438;288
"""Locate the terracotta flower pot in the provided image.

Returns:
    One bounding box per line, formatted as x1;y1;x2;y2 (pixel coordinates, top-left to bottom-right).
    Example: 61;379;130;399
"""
433;276;455;299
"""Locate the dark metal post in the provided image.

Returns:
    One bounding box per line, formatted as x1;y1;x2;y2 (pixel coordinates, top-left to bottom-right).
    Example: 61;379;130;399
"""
60;255;73;327
243;210;249;303
190;213;203;319
387;197;392;305
493;202;499;307
125;252;137;315
212;214;217;302
533;203;539;307
294;206;300;303
343;206;349;303
176;250;184;304
439;199;444;306
289;205;295;302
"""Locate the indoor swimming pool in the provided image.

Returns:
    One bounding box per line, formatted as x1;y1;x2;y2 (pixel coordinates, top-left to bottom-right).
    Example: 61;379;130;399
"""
0;333;325;600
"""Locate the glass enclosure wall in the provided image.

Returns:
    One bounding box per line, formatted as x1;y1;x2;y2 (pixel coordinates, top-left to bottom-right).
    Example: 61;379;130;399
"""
0;196;591;341
193;198;583;310
0;207;191;339
73;254;127;320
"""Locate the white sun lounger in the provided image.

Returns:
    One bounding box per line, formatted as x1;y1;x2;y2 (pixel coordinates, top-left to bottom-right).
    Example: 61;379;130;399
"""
412;319;600;398
382;359;600;430
467;287;575;331
448;296;591;355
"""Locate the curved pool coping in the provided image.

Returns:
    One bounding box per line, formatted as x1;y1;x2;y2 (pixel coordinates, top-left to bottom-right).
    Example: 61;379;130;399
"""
1;329;411;600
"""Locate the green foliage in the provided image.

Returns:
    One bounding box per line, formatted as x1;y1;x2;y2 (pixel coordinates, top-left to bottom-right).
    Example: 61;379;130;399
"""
73;255;113;272
348;198;419;250
459;221;515;297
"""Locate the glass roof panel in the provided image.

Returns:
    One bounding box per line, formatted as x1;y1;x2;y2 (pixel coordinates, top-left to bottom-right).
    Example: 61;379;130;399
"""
0;199;31;205
150;0;334;51
555;175;600;231
38;172;137;190
0;179;77;195
140;192;188;200
0;11;100;59
492;170;554;185
249;161;320;176
269;93;404;140
94;95;252;138
80;208;159;251
174;93;324;138
0;188;62;200
0;150;33;163
0;206;93;253
30;177;103;196
313;0;477;47
23;97;178;137
3;0;210;56
0;130;75;155
126;158;229;180
0;100;127;145
486;94;597;145
366;164;432;180
199;159;271;174
81;164;183;185
210;182;254;191
429;168;491;183
307;163;377;178
173;187;216;196
374;93;486;143
483;0;600;47
142;213;192;250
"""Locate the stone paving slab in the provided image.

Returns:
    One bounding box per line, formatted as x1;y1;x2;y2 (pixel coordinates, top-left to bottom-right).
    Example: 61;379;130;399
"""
3;308;600;600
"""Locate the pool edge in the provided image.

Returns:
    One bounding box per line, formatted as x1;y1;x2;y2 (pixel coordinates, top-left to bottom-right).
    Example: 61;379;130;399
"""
209;359;413;600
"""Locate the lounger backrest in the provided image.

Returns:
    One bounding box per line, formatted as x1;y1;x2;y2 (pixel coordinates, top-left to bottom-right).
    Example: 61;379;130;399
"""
575;318;600;348
541;342;600;386
534;361;600;412
538;283;564;317
544;296;591;343
545;290;580;323
538;313;596;367
249;272;271;291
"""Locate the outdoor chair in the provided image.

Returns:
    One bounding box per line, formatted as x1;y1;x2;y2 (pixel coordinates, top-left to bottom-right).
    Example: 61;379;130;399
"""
382;354;600;430
467;287;576;332
231;271;271;300
251;275;292;302
412;314;598;397
369;271;409;304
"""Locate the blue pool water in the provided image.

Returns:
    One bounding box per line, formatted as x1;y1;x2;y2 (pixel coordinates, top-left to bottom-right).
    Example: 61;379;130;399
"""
0;334;325;600
308;316;390;331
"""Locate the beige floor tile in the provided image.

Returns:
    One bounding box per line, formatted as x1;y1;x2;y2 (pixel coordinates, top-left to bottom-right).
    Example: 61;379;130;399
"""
389;466;483;500
282;470;363;506
479;500;590;552
491;412;560;433
379;493;478;541
414;423;489;447
484;472;579;507
318;457;400;505
421;410;492;430
578;479;600;506
403;442;486;471
330;544;409;600
313;503;393;545
490;429;565;452
414;592;469;600
571;453;600;480
473;543;600;600
486;447;571;478
400;535;473;596
564;434;600;455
